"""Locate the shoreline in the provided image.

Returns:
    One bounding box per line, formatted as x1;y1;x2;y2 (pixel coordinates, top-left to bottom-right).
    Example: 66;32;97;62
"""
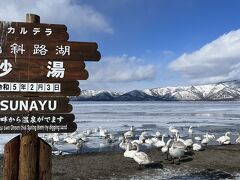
51;144;240;179
0;144;239;179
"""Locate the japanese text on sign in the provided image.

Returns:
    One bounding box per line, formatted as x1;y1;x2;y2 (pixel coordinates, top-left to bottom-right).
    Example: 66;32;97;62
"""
0;59;65;78
7;26;52;36
0;44;70;56
0;115;64;124
0;82;61;92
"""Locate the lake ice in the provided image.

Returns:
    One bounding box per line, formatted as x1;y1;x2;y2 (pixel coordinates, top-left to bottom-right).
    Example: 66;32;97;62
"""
1;101;240;154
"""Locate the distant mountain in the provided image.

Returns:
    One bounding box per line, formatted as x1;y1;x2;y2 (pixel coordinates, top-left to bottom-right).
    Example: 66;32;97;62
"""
70;80;240;101
70;90;121;101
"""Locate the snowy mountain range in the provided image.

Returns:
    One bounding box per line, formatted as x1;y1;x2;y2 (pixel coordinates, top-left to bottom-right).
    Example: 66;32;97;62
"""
70;80;240;101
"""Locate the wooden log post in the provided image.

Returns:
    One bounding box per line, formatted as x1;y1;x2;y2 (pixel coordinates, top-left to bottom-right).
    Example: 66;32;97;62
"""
38;138;52;180
18;14;40;180
3;136;20;180
18;133;38;180
18;14;52;180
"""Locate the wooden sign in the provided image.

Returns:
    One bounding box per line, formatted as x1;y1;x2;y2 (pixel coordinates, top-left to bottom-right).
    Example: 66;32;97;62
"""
0;113;77;133
0;97;72;113
5;59;85;70
0;58;88;80
0;21;68;41
1;14;102;179
0;68;88;80
0;80;81;96
0;41;101;61
0;14;102;136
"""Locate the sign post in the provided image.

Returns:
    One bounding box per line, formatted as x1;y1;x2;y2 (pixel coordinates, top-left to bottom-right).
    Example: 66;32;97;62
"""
6;14;45;180
1;13;101;180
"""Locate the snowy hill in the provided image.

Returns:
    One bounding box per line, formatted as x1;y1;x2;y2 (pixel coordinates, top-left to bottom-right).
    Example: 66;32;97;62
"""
71;80;240;101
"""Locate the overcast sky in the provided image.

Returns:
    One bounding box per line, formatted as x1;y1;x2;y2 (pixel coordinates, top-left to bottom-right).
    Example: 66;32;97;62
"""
1;0;240;92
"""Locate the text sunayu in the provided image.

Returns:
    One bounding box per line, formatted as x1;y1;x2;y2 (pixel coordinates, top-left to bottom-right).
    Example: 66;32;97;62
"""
0;100;57;111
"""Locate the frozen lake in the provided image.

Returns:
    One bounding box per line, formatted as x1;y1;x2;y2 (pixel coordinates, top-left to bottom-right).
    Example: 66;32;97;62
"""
1;101;240;179
1;101;240;154
73;101;240;135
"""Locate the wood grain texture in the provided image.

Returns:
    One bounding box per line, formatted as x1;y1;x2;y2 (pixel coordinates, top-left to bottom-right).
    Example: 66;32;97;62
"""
18;133;38;180
38;138;52;180
3;135;20;180
0;41;100;61
0;68;89;80
7;59;85;69
0;20;68;41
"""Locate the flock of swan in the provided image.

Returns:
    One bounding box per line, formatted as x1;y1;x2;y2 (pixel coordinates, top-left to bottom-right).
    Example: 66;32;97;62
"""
43;125;240;166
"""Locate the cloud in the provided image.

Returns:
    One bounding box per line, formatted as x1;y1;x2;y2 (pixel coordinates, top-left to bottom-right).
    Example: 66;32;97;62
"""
87;54;158;82
0;0;113;34
169;29;240;83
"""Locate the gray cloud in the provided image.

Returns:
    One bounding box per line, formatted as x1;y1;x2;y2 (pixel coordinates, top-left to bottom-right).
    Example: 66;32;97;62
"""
169;29;240;84
87;54;158;82
0;0;113;34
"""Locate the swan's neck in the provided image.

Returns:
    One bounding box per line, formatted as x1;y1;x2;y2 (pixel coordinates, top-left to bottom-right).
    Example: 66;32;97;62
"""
170;140;175;149
161;136;165;142
176;134;180;141
126;143;130;151
122;136;126;143
166;139;172;147
135;143;140;152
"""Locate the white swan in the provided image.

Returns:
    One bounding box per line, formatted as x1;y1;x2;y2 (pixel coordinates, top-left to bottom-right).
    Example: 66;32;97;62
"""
216;132;231;145
175;132;189;149
140;131;150;138
99;128;109;138
52;133;60;143
94;127;100;133
161;139;173;160
169;126;179;135
175;131;192;148
124;126;135;139
130;132;146;145
106;134;115;144
124;143;137;158
193;143;202;151
194;136;202;142
75;133;89;142
161;139;172;154
64;135;77;144
203;133;215;140
169;139;186;164
188;126;193;137
201;132;214;146
132;143;152;165
184;139;193;147
201;136;209;145
50;140;62;155
155;131;161;138
145;138;155;145
139;133;148;143
131;139;144;145
151;131;162;143
76;139;84;153
236;133;240;144
119;135;127;150
155;134;166;148
83;129;92;136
